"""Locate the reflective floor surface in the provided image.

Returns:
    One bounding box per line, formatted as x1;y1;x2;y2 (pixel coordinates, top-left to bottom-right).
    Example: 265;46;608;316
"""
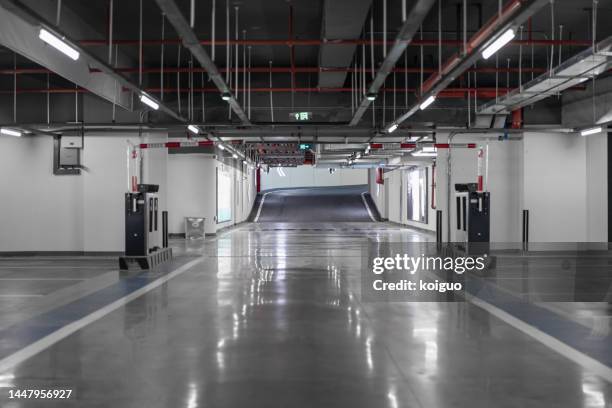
0;222;611;407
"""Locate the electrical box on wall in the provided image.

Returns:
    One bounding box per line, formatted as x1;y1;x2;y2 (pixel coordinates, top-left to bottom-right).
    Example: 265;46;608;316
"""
61;135;83;149
53;130;84;175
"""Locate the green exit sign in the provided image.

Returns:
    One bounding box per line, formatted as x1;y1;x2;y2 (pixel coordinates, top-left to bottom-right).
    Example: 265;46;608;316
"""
299;143;312;150
292;112;312;121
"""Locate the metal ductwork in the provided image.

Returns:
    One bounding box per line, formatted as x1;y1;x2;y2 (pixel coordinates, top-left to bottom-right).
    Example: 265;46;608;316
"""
478;35;612;115
153;0;250;125
350;0;437;126
317;0;372;89
0;0;133;111
0;0;187;123
385;0;550;131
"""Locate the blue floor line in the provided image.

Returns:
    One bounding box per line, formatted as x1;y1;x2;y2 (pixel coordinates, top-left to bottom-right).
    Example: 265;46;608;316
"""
466;275;612;368
0;257;199;361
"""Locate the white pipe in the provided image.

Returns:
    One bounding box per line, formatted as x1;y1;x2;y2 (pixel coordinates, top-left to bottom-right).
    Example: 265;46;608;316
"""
177;46;181;114
235;6;239;102
269;61;274;122
139;0;143;86
248;46;252;119
243;30;246;108
160;14;165;101
56;0;62;26
370;14;374;80
108;0;113;64
211;0;216;61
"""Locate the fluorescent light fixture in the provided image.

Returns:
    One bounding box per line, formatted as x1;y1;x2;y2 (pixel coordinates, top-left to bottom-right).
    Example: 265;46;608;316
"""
412;151;437;157
366;93;377;101
482;28;516;60
218;144;225;150
419;95;436;110
39;28;80;60
221;92;231;101
187;124;199;134
388;123;398;133
412;146;437;157
0;128;22;137
580;126;603;136
232;153;238;159
139;94;159;110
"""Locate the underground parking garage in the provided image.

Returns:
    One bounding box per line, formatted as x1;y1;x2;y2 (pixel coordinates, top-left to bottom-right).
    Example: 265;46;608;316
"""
0;0;611;406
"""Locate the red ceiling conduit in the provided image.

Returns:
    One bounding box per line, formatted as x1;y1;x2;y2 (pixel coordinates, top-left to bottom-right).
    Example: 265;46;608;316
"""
138;140;214;149
77;38;591;47
371;143;476;149
2;86;585;97
0;66;549;75
421;0;524;96
431;162;436;210
376;168;384;185
511;108;523;128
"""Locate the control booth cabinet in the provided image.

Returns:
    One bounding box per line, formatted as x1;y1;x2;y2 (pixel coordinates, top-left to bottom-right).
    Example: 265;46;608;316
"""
454;183;490;243
120;184;172;270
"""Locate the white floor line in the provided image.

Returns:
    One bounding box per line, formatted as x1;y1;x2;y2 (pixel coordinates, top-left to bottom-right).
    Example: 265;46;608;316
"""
0;278;82;281
254;192;271;222
0;294;44;298
360;192;376;222
0;258;203;373
467;294;612;383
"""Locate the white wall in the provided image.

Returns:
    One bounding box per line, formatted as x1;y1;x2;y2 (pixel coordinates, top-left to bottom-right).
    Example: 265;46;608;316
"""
0;136;83;252
368;165;437;232
586;132;608;242
0;132;168;252
440;135;523;242
167;154;216;235
523;132;588;242
261;166;367;190
167;154;256;235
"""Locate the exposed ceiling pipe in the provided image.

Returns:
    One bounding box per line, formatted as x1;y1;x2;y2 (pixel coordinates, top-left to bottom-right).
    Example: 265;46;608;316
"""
9;124;565;140
77;38;592;47
0;66;549;75
349;0;437;126
9;87;588;100
478;35;612;116
153;0;250;125
384;0;550;132
0;0;184;121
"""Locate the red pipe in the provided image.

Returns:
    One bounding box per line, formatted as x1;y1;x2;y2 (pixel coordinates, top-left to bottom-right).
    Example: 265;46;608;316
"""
138;140;214;149
288;5;296;91
77;38;591;47
421;0;524;95
431;162;436;210
2;86;585;98
376;167;384;185
511;108;523;128
371;142;477;149
0;66;548;75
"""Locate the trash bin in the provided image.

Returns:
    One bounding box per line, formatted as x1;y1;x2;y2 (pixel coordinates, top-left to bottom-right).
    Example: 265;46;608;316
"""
185;217;205;240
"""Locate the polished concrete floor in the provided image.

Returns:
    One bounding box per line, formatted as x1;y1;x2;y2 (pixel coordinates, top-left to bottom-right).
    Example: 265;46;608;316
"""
0;222;611;407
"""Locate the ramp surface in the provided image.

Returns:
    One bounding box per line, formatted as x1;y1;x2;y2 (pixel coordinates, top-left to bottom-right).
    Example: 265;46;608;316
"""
251;185;380;223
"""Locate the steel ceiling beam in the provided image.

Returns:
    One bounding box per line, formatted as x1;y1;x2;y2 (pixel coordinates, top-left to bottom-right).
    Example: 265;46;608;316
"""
385;0;549;132
154;0;250;125
0;0;185;122
349;0;437;126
